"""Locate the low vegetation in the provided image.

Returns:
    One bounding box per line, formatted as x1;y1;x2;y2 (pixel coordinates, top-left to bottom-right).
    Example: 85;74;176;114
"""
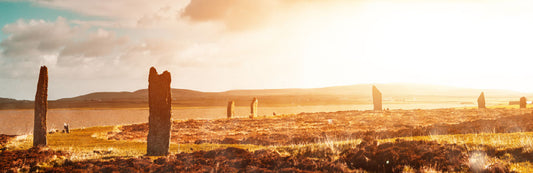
6;126;264;161
3;107;533;172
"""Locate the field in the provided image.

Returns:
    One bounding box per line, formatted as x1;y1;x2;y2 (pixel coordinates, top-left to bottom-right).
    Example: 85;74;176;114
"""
2;106;533;172
0;103;475;135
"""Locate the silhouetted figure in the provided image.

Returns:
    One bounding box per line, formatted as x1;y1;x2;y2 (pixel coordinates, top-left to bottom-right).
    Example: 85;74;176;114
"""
372;85;382;111
63;123;69;133
250;97;258;118
227;101;235;118
520;97;527;109
34;66;48;147
146;67;172;156
478;92;486;109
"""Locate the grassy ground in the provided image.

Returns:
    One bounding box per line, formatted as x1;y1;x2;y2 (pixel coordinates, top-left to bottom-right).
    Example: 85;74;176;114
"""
5;106;533;172
274;131;533;172
8;128;533;172
382;132;533;172
381;132;533;150
274;139;362;160
6;126;265;160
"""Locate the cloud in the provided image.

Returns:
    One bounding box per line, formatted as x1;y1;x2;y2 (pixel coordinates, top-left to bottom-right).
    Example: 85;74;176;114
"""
180;0;360;31
27;0;332;31
1;17;73;58
181;0;292;31
0;17;159;79
32;0;188;19
136;5;176;27
0;16;253;80
58;29;129;66
18;0;189;30
0;15;303;99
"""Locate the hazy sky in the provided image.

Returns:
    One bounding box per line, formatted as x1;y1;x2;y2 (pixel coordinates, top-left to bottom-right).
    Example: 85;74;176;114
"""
1;0;533;100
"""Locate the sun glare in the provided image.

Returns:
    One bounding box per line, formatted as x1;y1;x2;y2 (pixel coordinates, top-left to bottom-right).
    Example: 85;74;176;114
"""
284;0;533;91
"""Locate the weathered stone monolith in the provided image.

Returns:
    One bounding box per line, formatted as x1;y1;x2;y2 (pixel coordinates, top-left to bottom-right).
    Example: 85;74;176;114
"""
147;67;172;156
33;66;48;147
227;101;235;118
520;97;527;109
250;97;258;118
477;92;486;109
372;85;382;111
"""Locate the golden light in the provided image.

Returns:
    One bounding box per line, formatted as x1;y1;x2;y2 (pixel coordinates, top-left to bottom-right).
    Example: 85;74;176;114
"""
278;0;533;91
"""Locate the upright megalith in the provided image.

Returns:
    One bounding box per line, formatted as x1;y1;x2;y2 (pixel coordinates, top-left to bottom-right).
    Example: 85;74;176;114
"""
147;67;172;156
477;92;486;109
250;97;258;118
520;97;527;109
33;66;48;147
372;85;382;111
227;101;235;118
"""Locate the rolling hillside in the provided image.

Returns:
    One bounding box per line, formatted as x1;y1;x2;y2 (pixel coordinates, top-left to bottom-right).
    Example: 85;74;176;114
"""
0;83;528;109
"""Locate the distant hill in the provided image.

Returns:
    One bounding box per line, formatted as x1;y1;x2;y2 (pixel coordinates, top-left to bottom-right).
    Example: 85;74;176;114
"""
0;98;33;109
217;83;526;97
0;83;529;110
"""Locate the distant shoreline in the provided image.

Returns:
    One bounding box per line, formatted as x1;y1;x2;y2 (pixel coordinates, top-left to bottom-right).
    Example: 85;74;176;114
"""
0;103;518;135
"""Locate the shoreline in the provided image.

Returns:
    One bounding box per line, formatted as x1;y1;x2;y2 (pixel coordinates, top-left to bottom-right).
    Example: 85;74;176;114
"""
0;103;523;136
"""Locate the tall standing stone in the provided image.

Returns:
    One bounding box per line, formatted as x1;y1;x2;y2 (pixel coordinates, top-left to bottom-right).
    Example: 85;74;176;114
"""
147;67;172;156
33;66;48;147
477;92;486;109
372;85;382;111
227;101;235;118
250;97;258;118
520;97;527;109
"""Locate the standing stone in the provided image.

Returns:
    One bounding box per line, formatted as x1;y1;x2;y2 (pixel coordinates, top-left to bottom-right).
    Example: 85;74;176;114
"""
372;85;382;111
520;97;527;109
34;66;48;147
477;92;486;109
250;97;258;118
147;67;172;156
227;101;235;118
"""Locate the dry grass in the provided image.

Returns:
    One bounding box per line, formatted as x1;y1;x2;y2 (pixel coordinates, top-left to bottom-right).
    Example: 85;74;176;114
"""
6;125;265;160
380;132;533;172
4;106;533;172
269;131;533;172
273;138;362;159
381;132;533;151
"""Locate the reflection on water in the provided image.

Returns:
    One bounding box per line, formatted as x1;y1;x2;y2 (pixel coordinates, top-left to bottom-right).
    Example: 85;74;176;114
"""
0;103;474;135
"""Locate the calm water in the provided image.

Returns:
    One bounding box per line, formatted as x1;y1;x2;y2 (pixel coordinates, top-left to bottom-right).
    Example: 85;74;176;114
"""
0;103;474;135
